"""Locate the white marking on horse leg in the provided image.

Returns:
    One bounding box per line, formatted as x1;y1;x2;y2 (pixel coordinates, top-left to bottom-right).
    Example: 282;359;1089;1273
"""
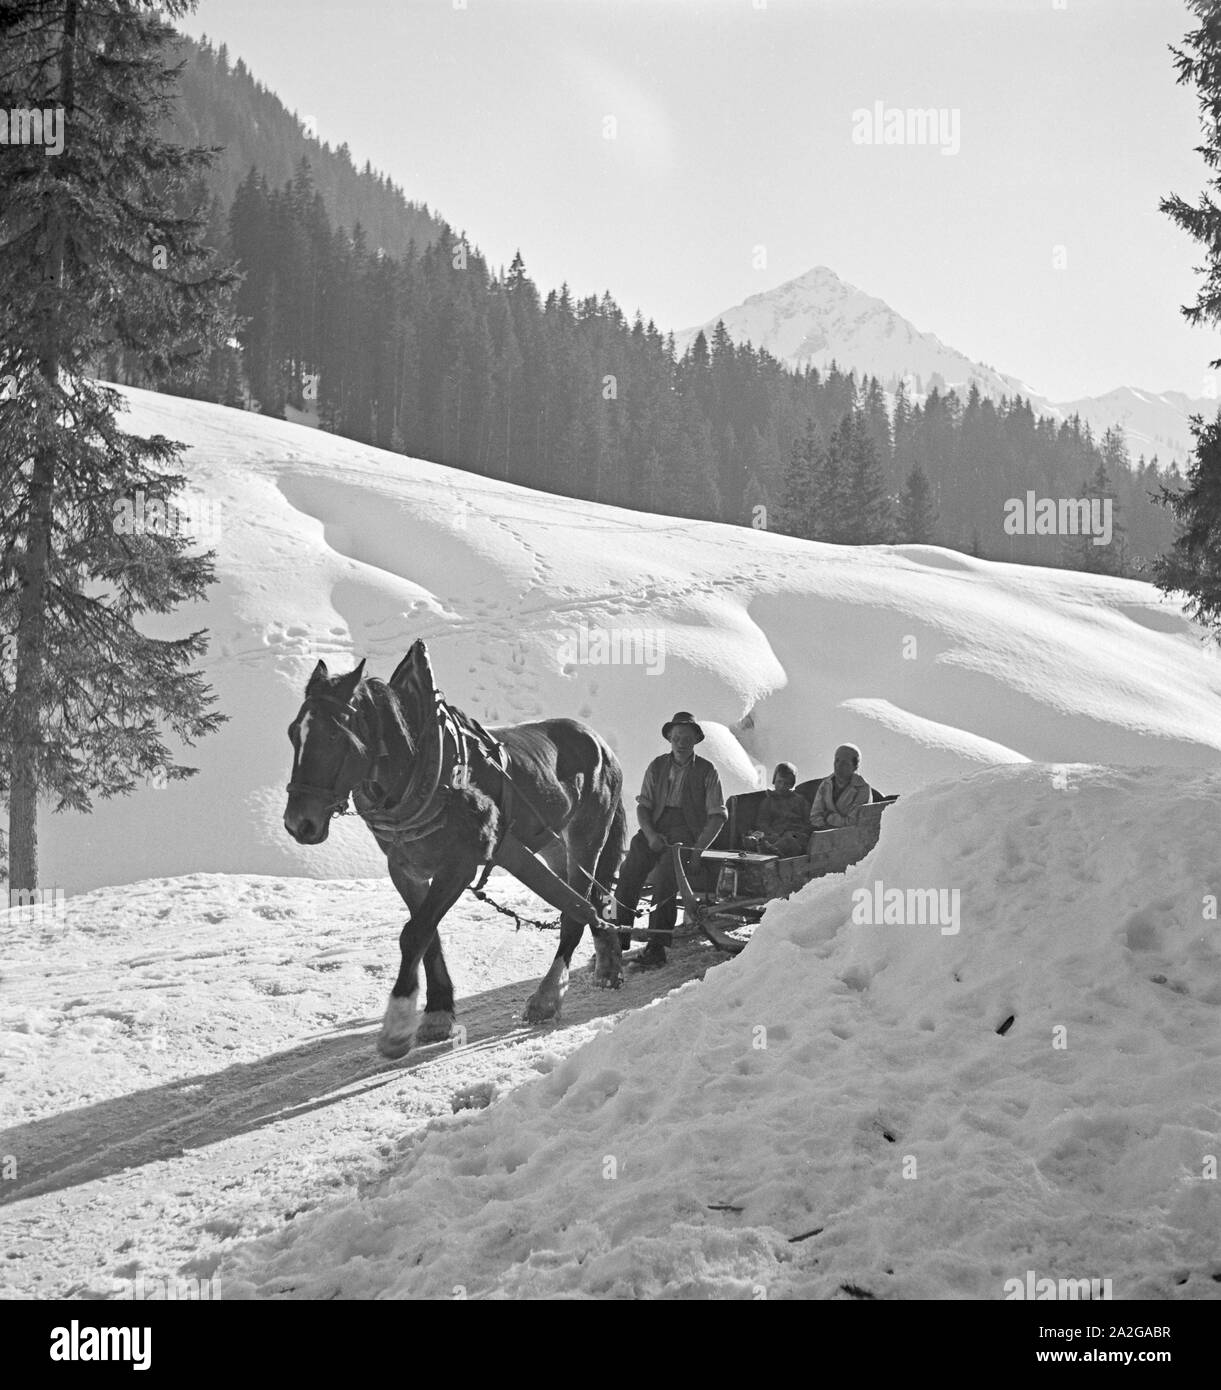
523;957;569;1023
592;928;624;987
378;990;419;1058
542;957;569;997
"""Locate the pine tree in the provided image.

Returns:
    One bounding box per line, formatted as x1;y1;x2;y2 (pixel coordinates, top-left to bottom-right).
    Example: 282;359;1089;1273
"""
899;464;937;544
1061;455;1126;575
0;0;235;890
815;410;891;544
841;410;893;544
1153;414;1221;632
1150;3;1221;630
1163;0;1221;361
779;418;823;538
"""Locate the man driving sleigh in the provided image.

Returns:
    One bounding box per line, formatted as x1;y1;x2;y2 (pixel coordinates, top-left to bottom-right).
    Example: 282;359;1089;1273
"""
614;711;727;970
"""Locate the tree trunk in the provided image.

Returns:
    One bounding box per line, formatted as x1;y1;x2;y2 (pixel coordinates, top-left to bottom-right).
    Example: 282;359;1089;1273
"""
9;453;53;891
8;0;76;892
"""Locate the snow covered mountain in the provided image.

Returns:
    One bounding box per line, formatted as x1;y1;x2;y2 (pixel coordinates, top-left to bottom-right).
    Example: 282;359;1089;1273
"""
31;386;1221;897
678;266;1215;462
1051;385;1216;467
676;265;1035;402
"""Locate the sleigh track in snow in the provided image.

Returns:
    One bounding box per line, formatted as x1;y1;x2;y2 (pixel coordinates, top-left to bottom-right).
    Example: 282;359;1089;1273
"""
0;935;724;1212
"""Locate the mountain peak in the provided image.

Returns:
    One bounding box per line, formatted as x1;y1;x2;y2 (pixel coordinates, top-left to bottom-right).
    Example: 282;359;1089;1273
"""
685;265;1013;396
681;271;1208;461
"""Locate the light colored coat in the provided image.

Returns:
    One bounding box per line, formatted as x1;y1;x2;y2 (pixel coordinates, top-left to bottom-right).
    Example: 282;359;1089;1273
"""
808;773;871;829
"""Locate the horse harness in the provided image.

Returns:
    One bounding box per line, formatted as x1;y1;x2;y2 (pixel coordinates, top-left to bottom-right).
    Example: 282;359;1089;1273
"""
288;687;553;880
288;686;636;924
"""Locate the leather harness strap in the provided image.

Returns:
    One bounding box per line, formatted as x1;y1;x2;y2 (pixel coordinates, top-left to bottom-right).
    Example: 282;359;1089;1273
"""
288;687;594;899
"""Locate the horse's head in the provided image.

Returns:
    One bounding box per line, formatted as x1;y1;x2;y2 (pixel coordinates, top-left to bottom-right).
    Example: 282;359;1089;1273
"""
283;658;372;844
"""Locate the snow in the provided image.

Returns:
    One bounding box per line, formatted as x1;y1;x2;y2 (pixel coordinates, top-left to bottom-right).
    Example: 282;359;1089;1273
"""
30;385;1221;897
0;869;726;1298
2;388;1220;1299
208;764;1221;1299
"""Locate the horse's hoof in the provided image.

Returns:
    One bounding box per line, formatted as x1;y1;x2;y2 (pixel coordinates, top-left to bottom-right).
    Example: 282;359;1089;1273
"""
377;1033;414;1060
415;1010;455;1044
593;971;623;990
523;992;560;1024
378;993;418;1059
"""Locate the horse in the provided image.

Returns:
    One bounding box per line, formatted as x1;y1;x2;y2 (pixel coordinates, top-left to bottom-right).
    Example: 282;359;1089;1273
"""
283;639;628;1058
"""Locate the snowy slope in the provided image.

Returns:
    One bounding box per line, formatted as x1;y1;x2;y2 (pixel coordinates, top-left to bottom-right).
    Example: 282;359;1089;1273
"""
34;385;1221;897
214;764;1221;1300
5;389;1221;1303
677;267;1214;462
0;869;728;1298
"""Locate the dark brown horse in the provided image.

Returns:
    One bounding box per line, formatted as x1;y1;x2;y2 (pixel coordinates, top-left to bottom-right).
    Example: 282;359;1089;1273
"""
283;640;627;1058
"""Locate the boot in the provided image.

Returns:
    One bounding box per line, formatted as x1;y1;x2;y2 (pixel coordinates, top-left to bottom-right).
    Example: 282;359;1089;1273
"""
630;940;668;971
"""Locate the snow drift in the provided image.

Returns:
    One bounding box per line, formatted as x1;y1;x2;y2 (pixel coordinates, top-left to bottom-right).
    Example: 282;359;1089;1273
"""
219;763;1221;1300
35;386;1221;895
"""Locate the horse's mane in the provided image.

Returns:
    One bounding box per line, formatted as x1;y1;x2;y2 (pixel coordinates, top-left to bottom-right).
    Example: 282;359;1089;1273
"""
358;675;417;764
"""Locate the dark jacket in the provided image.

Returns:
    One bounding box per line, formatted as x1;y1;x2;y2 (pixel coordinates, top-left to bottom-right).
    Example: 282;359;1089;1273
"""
639;752;725;843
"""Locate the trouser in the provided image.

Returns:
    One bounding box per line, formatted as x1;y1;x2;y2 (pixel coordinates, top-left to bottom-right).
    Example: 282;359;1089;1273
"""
614;806;704;949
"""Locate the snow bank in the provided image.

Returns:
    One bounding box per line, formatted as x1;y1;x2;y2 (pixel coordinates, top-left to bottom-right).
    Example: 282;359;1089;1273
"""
218;763;1221;1300
38;387;1221;894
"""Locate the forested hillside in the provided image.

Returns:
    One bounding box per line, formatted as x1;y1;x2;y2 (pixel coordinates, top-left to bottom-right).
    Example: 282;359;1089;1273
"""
165;34;444;257
136;37;1180;575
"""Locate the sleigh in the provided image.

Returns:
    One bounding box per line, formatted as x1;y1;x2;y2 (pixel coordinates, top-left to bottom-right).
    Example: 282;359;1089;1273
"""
671;784;899;955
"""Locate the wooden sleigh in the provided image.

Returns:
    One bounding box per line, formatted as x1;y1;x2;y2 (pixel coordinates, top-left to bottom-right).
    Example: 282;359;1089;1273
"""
486;781;897;960
673;786;900;955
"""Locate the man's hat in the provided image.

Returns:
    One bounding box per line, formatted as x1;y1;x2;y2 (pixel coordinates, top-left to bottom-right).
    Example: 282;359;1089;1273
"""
662;710;705;742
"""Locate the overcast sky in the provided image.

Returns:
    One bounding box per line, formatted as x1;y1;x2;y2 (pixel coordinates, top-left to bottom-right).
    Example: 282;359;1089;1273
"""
184;0;1212;402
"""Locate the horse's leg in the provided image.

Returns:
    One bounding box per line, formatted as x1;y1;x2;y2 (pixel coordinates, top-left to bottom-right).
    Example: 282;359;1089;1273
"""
416;935;457;1043
379;857;475;1059
387;859;457;1045
523;818;617;1021
589;798;626;990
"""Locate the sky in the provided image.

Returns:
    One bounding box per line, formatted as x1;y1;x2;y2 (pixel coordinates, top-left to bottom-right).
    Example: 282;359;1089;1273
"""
182;0;1213;402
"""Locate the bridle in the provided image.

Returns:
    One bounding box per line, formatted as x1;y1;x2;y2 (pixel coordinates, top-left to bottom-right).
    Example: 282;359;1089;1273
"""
285;686;507;842
285;695;365;815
